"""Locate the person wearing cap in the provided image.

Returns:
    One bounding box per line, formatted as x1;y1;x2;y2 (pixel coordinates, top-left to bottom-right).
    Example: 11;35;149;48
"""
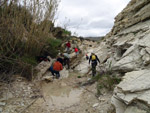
89;53;100;76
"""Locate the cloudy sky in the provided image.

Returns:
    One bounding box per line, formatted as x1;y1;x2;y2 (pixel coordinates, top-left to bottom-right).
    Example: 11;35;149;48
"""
55;0;131;37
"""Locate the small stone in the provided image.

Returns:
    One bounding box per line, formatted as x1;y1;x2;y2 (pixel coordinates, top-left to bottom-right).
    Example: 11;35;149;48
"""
21;102;25;106
0;107;2;112
87;78;91;81
0;102;6;106
92;103;99;108
98;97;106;102
28;87;31;90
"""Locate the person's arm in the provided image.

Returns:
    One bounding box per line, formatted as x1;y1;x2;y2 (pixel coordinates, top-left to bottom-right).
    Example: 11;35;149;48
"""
60;64;63;70
96;55;100;63
89;56;91;64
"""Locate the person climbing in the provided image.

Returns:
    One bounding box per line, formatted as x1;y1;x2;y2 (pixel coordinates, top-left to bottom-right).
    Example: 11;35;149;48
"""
49;59;63;79
66;41;71;53
63;53;70;69
74;47;79;57
89;53;100;77
57;53;64;65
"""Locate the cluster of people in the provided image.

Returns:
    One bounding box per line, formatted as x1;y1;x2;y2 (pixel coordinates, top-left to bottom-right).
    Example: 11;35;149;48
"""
49;53;70;79
49;40;100;79
49;41;76;79
66;41;79;57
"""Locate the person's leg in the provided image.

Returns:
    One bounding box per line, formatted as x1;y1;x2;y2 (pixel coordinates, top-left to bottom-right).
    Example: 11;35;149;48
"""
67;47;70;53
92;63;96;77
64;58;66;66
49;66;55;76
67;58;70;69
55;71;60;79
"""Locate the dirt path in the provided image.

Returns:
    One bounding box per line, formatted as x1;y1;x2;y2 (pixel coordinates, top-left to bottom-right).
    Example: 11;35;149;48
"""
25;72;113;113
0;72;113;113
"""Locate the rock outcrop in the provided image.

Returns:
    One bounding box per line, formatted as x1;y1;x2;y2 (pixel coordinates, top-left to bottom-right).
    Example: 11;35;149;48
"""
74;0;150;112
100;0;150;112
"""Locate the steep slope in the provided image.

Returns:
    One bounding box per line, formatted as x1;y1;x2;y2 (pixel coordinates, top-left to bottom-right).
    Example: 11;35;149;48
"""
101;0;150;113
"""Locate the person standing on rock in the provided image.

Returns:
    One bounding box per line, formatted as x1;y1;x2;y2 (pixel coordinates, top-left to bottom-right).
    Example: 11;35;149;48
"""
89;53;100;77
56;53;64;66
66;41;71;53
63;53;70;69
74;47;79;57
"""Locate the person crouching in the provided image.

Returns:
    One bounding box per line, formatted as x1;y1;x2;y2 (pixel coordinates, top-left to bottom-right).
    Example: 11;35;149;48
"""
50;59;63;79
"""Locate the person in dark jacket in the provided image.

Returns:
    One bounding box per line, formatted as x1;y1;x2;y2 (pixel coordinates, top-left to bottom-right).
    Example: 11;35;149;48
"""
86;54;89;60
89;53;100;77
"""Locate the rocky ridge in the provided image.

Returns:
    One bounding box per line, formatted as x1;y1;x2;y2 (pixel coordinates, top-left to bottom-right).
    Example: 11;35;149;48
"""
75;0;150;112
102;0;150;113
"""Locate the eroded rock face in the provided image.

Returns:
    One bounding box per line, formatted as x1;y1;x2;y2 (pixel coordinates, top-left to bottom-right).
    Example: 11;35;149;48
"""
100;0;150;112
111;0;150;35
112;70;150;113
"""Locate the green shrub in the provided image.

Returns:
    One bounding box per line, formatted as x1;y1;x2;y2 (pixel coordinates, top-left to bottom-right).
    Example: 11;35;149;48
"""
63;29;71;35
95;74;121;95
43;38;62;58
21;55;37;66
47;38;62;48
0;2;62;80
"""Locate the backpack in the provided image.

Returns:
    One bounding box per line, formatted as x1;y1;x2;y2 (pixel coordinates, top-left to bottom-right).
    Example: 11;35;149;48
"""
92;55;96;60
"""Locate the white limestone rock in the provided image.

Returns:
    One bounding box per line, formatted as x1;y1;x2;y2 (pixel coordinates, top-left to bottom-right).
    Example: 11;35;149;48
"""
60;67;69;78
42;75;53;82
92;103;99;108
145;47;150;55
124;106;146;113
0;102;6;106
112;70;150;113
138;33;150;48
122;45;137;57
142;53;150;65
118;70;150;92
113;33;134;47
0;107;2;112
34;57;53;80
112;46;141;72
111;96;126;113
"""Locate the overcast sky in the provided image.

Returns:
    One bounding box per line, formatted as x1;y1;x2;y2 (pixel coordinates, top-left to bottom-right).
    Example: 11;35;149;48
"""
55;0;131;37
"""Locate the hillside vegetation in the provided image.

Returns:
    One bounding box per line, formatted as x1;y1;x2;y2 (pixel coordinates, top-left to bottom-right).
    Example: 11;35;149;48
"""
0;0;71;80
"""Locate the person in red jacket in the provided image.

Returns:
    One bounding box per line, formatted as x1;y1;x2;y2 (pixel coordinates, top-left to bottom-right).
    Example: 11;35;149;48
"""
74;47;79;57
66;41;71;53
52;59;63;79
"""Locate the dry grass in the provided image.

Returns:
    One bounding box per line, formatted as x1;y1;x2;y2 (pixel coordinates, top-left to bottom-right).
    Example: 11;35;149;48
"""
0;0;61;80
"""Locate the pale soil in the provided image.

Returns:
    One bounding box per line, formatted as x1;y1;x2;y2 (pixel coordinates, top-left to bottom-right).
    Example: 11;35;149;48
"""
0;72;113;113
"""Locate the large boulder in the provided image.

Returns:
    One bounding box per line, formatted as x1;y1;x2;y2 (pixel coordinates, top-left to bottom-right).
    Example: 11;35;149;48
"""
111;70;150;113
112;45;142;72
34;57;54;80
102;0;150;113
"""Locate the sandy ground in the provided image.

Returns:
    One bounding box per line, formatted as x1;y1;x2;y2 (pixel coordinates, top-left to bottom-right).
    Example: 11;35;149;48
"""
30;73;113;113
0;72;114;113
